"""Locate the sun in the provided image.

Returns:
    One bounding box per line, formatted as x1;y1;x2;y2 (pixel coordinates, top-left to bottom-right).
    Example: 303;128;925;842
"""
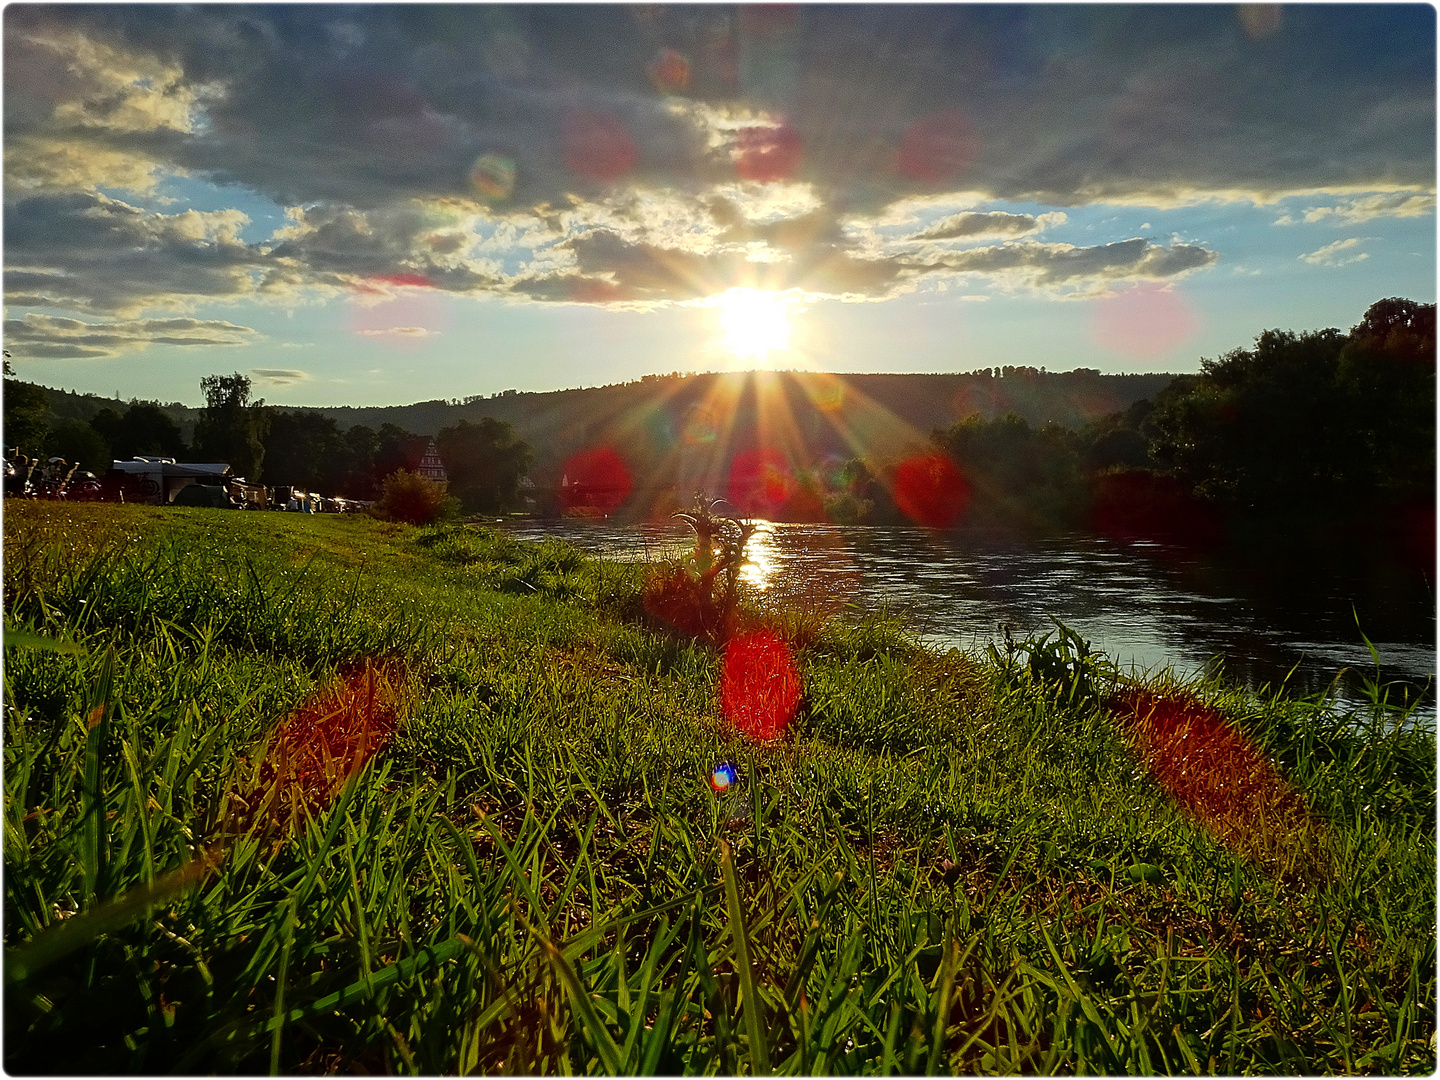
715;288;792;365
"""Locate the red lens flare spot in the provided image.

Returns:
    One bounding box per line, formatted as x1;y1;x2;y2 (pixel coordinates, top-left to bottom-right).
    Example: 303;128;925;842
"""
563;109;638;182
727;448;795;518
346;285;450;348
893;454;969;528
569;277;628;303
1092;283;1200;362
233;660;407;831
560;446;633;514
647;47;692;93
721;630;801;741
898;109;977;183
364;272;434;290
736;123;803;183
643;564;724;641
1111;689;1322;871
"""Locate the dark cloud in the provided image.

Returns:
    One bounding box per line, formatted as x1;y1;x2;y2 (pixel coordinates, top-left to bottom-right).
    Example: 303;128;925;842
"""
7;5;1430;210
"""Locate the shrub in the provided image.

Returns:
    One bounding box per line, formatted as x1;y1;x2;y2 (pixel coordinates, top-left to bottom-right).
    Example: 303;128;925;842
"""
372;469;457;525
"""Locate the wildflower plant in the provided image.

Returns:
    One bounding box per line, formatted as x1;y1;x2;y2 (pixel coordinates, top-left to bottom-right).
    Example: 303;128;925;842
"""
643;495;758;645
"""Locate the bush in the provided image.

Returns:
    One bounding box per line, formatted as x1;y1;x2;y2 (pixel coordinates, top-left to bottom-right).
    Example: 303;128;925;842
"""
372;469;457;525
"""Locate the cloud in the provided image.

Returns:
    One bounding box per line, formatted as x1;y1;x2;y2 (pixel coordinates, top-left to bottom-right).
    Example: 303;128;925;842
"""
251;367;311;385
930;238;1218;292
911;210;1066;241
8;6;1431;210
2;5;1429;318
4;313;259;358
1299;237;1369;266
3;191;295;314
1276;191;1437;225
355;326;439;338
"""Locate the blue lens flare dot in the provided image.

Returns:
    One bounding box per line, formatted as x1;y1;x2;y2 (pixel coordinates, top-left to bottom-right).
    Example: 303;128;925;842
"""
710;761;739;794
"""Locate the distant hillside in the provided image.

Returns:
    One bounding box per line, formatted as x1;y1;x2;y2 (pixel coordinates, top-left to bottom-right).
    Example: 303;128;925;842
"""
303;367;1176;494
8;368;1176;495
13;385;201;439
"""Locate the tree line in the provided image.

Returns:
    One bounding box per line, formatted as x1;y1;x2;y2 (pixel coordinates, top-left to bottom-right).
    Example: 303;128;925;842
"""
3;370;533;514
926;296;1434;532
4;297;1430;528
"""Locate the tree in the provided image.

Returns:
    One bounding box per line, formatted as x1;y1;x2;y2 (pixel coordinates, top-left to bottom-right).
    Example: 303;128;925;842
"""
262;410;349;494
1142;300;1435;513
47;419;111;474
3;378;51;455
91;403;186;461
192;373;269;481
1335;298;1435;497
436;417;533;514
933;411;1087;527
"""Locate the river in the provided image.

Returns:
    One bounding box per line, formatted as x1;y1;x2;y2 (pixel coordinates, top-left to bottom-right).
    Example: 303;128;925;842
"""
502;518;1436;720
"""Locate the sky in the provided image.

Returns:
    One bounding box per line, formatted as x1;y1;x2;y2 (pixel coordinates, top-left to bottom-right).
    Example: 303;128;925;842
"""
3;3;1435;408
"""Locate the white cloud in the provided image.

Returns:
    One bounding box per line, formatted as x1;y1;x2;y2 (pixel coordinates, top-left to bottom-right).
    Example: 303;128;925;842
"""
1276;191;1436;226
252;368;310;385
355;326;437;338
1299;237;1369;266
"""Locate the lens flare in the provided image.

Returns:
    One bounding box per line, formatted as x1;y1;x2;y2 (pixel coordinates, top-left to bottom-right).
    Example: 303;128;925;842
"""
347;279;450;348
559;446;633;515
898;109;977;183
716;288;791;363
469;153;517;201
682;402;722;445
727;447;795;518
736;122;803;183
1238;4;1282;39
647;47;692;93
808;372;845;412
1090;470;1223;548
1092;283;1200;362
710;760;739;793
893;454;970;528
1111;689;1324;874
721;630;801;741
563;109;638;182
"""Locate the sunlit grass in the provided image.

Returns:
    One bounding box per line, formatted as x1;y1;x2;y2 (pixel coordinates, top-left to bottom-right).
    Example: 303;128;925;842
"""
2;502;1433;1074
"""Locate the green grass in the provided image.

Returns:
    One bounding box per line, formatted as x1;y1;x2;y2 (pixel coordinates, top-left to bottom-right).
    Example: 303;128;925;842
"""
3;502;1434;1074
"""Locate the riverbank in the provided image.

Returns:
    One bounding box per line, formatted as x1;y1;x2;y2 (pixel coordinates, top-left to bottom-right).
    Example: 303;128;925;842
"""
3;503;1434;1073
502;516;1436;718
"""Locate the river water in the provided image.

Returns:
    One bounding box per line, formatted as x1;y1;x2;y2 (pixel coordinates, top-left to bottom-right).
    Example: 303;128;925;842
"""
503;518;1436;719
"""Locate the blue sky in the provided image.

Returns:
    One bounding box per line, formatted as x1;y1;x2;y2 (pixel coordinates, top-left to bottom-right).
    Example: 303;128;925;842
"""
4;4;1434;407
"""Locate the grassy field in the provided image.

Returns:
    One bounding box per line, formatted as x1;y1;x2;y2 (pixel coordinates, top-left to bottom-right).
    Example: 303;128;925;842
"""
2;501;1434;1074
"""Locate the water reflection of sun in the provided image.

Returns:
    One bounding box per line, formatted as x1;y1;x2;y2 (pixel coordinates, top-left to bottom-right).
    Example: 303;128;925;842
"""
738;520;777;589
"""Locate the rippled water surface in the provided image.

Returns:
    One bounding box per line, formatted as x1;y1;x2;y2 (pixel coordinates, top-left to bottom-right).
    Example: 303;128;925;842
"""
504;519;1435;716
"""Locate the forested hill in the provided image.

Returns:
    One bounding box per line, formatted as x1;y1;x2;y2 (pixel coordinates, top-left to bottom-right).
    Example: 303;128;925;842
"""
305;369;1174;444
13;368;1175;451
